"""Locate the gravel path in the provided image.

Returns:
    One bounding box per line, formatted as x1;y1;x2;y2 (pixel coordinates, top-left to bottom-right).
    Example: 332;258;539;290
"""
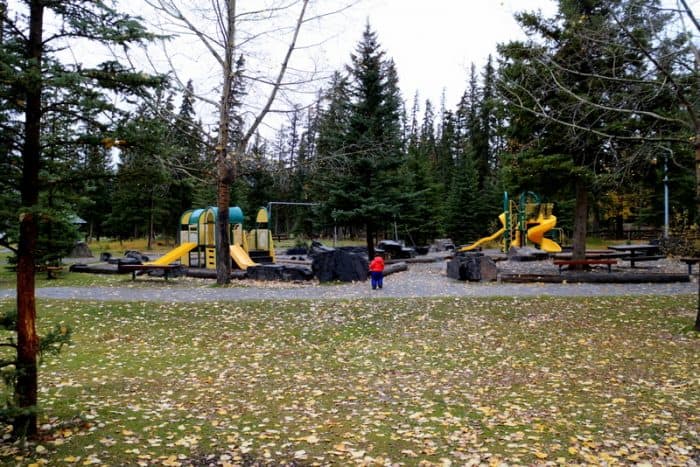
0;260;695;302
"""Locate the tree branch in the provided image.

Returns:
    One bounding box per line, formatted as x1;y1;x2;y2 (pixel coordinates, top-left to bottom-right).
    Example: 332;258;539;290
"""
240;0;309;150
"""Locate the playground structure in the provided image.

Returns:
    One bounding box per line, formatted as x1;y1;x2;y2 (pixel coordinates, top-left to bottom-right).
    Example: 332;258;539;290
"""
148;206;275;271
459;192;562;253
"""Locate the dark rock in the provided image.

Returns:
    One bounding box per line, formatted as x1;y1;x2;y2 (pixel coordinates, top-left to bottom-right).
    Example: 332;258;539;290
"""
447;252;497;282
125;250;150;262
376;240;416;259
310;247;368;283
246;264;314;281
431;239;455;252
480;256;498;281
69;241;93;258
414;246;430;255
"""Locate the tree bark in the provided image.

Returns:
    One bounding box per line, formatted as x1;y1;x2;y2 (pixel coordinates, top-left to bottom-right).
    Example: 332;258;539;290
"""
571;178;588;263
214;0;235;285
695;134;700;331
366;224;375;259
14;0;44;439
216;168;232;284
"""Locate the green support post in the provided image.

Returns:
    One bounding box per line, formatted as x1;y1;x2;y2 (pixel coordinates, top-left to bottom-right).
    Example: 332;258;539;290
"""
503;192;510;252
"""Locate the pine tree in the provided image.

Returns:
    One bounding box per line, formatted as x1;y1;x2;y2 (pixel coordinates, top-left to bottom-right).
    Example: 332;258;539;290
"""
312;72;352;228
322;23;405;257
498;0;695;260
0;0;162;437
170;80;210;226
445;149;481;244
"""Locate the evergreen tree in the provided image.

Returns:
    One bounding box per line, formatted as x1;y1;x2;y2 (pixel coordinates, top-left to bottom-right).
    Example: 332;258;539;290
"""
498;0;695;260
0;1;162;437
107;91;176;245
312;72;352;228
173;83;215;209
445;149;481;244
321;24;405;257
480;55;500;171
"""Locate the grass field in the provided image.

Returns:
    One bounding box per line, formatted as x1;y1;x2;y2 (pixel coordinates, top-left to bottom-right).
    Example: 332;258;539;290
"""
0;295;697;465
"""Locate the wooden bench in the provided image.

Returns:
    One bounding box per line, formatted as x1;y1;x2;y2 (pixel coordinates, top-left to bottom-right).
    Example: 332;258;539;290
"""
117;263;184;280
680;257;700;275
36;265;64;279
45;266;64;279
553;258;617;273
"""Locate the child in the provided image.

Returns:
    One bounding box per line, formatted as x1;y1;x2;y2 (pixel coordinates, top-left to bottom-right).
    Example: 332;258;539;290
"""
369;253;385;290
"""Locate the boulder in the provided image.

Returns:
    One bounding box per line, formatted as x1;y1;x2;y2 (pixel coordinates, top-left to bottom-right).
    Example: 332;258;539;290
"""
125;250;150;262
246;264;314;282
447;252;497;282
68;241;93;258
310;244;368;283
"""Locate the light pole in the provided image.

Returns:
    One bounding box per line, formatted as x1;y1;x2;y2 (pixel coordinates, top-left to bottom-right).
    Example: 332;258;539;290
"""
660;147;673;239
664;153;669;239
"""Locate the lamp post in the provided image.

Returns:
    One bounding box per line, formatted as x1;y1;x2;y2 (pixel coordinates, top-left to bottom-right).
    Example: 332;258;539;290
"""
663;152;669;239
660;147;673;239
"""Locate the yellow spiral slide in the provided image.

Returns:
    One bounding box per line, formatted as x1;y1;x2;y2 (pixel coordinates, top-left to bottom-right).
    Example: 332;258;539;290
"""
525;215;562;253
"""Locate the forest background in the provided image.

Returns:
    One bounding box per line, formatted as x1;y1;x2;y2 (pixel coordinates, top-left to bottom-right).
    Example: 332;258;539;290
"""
0;0;699;438
1;0;698;261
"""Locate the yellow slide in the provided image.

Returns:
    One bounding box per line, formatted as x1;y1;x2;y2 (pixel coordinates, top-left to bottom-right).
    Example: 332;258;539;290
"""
459;213;507;252
230;244;258;270
526;215;562;253
147;242;197;266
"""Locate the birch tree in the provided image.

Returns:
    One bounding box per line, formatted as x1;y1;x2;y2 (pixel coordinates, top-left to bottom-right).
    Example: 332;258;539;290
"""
143;0;356;284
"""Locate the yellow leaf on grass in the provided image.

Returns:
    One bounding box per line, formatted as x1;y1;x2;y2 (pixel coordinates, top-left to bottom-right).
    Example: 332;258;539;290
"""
302;434;320;444
534;451;548;459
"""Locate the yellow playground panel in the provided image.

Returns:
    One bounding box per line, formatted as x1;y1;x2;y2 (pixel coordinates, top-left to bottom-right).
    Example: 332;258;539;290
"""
459;192;562;253
173;206;275;270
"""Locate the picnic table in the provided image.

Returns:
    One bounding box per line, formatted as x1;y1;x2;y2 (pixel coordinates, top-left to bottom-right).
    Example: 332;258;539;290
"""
607;244;665;268
680;257;700;275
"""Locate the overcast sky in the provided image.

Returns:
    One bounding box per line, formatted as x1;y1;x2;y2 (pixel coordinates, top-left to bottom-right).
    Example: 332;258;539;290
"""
114;0;561;130
319;0;558;108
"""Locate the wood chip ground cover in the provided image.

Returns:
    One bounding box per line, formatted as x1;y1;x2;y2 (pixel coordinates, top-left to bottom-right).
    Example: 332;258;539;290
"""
0;295;698;466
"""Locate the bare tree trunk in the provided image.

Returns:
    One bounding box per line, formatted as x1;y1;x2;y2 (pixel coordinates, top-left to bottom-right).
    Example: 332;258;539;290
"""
214;0;236;285
14;0;43;439
571;178;588;263
366;225;375;259
695;135;700;331
216;164;232;284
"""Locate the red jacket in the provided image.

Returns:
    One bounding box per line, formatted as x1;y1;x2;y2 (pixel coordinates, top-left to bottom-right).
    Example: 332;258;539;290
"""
369;256;385;272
